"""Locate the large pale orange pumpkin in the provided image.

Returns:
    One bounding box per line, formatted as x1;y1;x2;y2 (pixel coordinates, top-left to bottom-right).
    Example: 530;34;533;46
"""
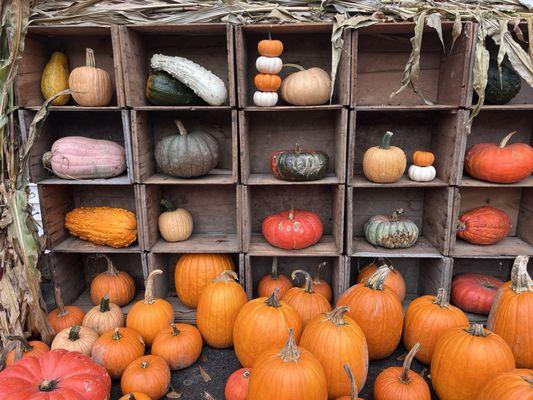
356;258;406;301
90;254;136;306
335;364;364;400
82;295;124;335
5;336;50;367
478;368;533;400
69;48;113;106
121;355;170;400
47;286;85;334
174;253;235;308
257;256;293;298
309;261;333;303
151;322;202;370
51;324;98;356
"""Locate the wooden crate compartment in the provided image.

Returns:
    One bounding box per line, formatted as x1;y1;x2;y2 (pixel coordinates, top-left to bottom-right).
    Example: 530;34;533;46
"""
131;109;237;184
346;186;454;257
16;26;123;108
242;185;344;256
353;22;473;107
38;184;142;252
348;109;467;187
240;109;347;185
244;255;346;302
236;23;351;108
19;109;133;185
119;24;234;108
140;184;241;253
450;187;533;257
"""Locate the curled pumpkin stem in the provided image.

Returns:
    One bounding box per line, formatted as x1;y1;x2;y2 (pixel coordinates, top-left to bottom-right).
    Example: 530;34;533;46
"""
314;261;327;283
366;267;390;290
499;131;517;148
213;270;239;283
343;363;359;400
325;306;350;326
292;270;314;293
510;255;532;294
144;269;163;305
400;342;420;384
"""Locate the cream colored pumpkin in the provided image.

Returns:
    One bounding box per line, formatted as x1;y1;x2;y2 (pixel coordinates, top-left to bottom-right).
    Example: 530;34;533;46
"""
280;65;331;106
51;325;98;356
408;165;436;182
69;48;113;106
82;296;124;335
158;200;193;242
256;56;283;74
363;131;406;183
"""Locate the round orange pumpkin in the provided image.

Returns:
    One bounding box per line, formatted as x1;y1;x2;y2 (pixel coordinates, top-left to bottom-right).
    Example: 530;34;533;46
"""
69;48;113;106
254;73;281;92
47;286;85;334
5;336;50;366
121;355;170;400
335;364;364;400
257;256;293;298
119;393;152;400
478;368;533;400
309;261;333;303
412;150;435;167
258;39;283;57
356;259;406;302
457;206;511;245
151;322;202;370
90;254;136;306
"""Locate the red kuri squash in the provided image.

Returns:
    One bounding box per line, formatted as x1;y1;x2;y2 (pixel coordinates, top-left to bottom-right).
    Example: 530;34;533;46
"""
262;208;323;250
225;368;251;400
257;256;293;298
451;273;504;315
457;206;511;245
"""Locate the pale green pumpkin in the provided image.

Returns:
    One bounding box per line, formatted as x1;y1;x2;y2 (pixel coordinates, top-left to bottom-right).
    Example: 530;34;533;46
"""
364;208;419;249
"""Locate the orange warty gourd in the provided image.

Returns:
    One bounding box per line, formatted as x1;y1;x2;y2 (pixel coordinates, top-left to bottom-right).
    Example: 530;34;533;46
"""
82;295;124;335
488;255;533;368
247;329;328;400
151;322;202;370
121;355;171;400
119;393;152;400
337;268;403;360
403;288;469;365
478;368;533;400
258;39;283;57
309;261;333;303
283;270;331;325
47;286;85;334
431;324;516;400
126;269;173;346
233;289;303;368
69;48;113;106
91;327;145;379
457;206;511;245
356;258;406;301
90;254;136;306
373;343;431;400
299;306;368;399
335;364;364;400
174;253;235;308
257;256;293;298
5;336;50;366
412;150;435;167
197;270;248;348
254;73;282;92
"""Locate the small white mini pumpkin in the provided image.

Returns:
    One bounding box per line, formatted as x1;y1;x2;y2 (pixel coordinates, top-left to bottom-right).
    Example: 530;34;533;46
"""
256;56;283;74
253;91;278;107
408;165;436;182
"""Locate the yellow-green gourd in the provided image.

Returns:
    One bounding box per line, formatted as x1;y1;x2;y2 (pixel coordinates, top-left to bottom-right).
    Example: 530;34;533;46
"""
41;52;70;105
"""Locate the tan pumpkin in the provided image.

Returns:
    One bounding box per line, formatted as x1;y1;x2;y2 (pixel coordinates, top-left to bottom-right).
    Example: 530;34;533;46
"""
158;199;193;242
362;131;406;183
257;256;293;298
82;295;124;335
309;261;333;303
151;322;203;370
90;254;136;306
280;64;331;106
51;324;98;356
356;258;406;302
69;48;113;106
47;286;85;334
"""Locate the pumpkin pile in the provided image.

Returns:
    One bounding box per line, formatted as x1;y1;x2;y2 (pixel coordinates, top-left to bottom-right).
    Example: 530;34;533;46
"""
408;150;436;182
253;37;283;107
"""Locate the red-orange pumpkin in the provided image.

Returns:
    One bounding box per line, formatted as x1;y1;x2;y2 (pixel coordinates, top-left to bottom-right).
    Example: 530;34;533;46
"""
451;273;504;315
478;368;533;400
457;206;511;245
47;286;86;334
356;258;406;302
262;209;323;250
5;336;50;366
225;368;251;400
257;257;293;298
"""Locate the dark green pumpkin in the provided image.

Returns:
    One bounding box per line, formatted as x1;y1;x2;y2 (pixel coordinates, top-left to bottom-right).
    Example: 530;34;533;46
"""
270;146;329;181
145;72;206;106
485;59;522;105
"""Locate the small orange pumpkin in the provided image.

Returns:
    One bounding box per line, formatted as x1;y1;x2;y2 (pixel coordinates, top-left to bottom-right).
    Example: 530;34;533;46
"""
90;254;136;306
336;364;364;400
356;258;406;302
47;286;85;334
257;256;293;298
258;39;283;57
412;150;435;167
254;74;281;92
309;261;333;303
121;355;170;400
151;322;203;370
5;336;50;366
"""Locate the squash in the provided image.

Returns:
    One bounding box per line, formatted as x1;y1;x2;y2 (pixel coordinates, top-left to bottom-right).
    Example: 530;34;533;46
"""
451;273;504;315
412;150;435;167
280;65;331;106
51;324;98;356
262;208;323;250
154;120;221;178
121;355;171;400
151;322;203;370
65;206;137;248
336;364;364;400
363;131;407;183
41;51;70;105
225;368;251;400
356;259;406;302
90;254;136;306
478;368;533;400
256;56;283;74
408;165;436;182
5;336;50;367
364;208;419;249
258;39;283;57
151;54;227;106
310;261;333;303
158;199;193;242
485;59;522;105
47;286;85;334
69;48;113;106
82;295;124;335
253;91;278;107
270;145;329;181
145;71;205;106
257;256;293;299
254;73;282;92
457;206;510;245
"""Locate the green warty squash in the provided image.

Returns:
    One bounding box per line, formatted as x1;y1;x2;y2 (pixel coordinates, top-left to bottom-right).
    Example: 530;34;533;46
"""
364;208;419;249
270;146;329;181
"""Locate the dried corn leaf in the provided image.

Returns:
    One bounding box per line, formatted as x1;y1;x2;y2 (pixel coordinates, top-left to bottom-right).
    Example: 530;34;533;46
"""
199;365;212;382
427;12;445;52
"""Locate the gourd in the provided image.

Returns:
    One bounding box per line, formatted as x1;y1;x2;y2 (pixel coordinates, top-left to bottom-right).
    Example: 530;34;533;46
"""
225;368;251;400
254;73;282;91
120;355;171;400
257;256;293;298
364;208;419;249
485;59;522;105
270;145;329;181
431;324;515;400
253;91;278;107
145;71;206;106
337;268;403;360
69;48;113;106
151;54;227;106
5;336;50;367
65;206;137;248
280;65;331;106
451;273;504;315
196;270;248;348
247;329;328;400
488;255;533;368
154;120;221;178
412;150;435;167
408;165;436;182
47;286;86;333
41;51;70;105
119;393;152;400
310;261;333;302
158;199;193;242
82;295;124;335
356;259;406;302
151;322;203;370
299;306;368;399
478;368;533;400
336;364;364;400
362;131;406;183
90;254;136;306
403;288;469;365
256;56;282;74
262;208;323;250
457;206;510;245
258;39;283;57
174;253;235;308
51;325;98;356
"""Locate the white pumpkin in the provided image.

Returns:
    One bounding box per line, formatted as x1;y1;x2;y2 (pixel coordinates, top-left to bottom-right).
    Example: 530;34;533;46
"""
408;165;436;182
253;91;278;107
158;202;193;242
256;56;282;74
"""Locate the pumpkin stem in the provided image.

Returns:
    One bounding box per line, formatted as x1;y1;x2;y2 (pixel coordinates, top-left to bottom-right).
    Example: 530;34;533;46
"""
161;199;176;212
343;364;359;400
366;267;390;290
85;48;96;68
375;257;393;268
7;335;32;352
112;328;121;341
510;255;532;294
522;375;533;386
314;261;327;283
39;379;58;392
68;325;81;341
390;208;404;222
433;288;450;308
466;323;490;337
499;131;517;148
288;208;295;220
54;286;68;317
213;270;239;283
326;306;350;326
271;256;279;279
279;328;300;362
140;361;148;369
170;322;180;336
292;270;314;293
380;131;394;149
42;151;52;169
400;342;420;384
144;269;163;305
295;143;301;153
282;63;305;72
243;370;251;378
174;120;188;136
99;295;111;312
96;254;119;276
265;288;281;307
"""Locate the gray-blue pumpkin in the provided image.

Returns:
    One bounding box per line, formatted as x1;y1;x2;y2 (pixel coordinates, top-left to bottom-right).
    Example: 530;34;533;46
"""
364;208;419;249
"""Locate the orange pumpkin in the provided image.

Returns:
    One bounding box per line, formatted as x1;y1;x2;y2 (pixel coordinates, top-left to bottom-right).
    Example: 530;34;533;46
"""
119;393;152;400
121;355;170;400
90;254;136;306
478;368;533;400
356;258;406;302
337;268;403;360
412;150;435;167
47;286;85;334
151;322;202;370
309;261;333;303
258;39;283;57
336;364;364;400
457;206;511;245
254;74;281;92
126;269;173;346
5;336;50;366
69;48;113;106
257;256;293;298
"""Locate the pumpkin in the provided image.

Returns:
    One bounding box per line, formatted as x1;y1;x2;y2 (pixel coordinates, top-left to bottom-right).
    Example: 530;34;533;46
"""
225;368;251;400
151;322;202;370
408;165;436;182
431;324;516;400
126;269;174;346
299;306;368;398
65;206;137;248
457;206;511;245
154;120;221;178
478;368;533;400
262;208;323;250
51;324;99;356
337;268;403;360
364;208;419;249
253;91;278;107
197;270;248;348
47;286;85;333
362;131;407;183
233;289;303;368
91;327;145;380
158;199;193;242
488;255;533;368
248;328;328;400
270;145;330;181
145;71;205;106
356;258;406;302
258;39;283;57
485;59;522;105
5;336;50;367
373;342;431;400
119;393;152;400
121;355;171;400
69;48;113;106
90;254;136;306
465;131;533;183
310;261;333;303
174;253;235;308
403;288;469;365
41;51;70;105
82;295;124;335
42;136;126;180
0;349;111;400
257;256;293;298
412;150;435;167
280;65;331;106
256;56;283;74
254;73;282;92
451;273;504;315
336;364;364;400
